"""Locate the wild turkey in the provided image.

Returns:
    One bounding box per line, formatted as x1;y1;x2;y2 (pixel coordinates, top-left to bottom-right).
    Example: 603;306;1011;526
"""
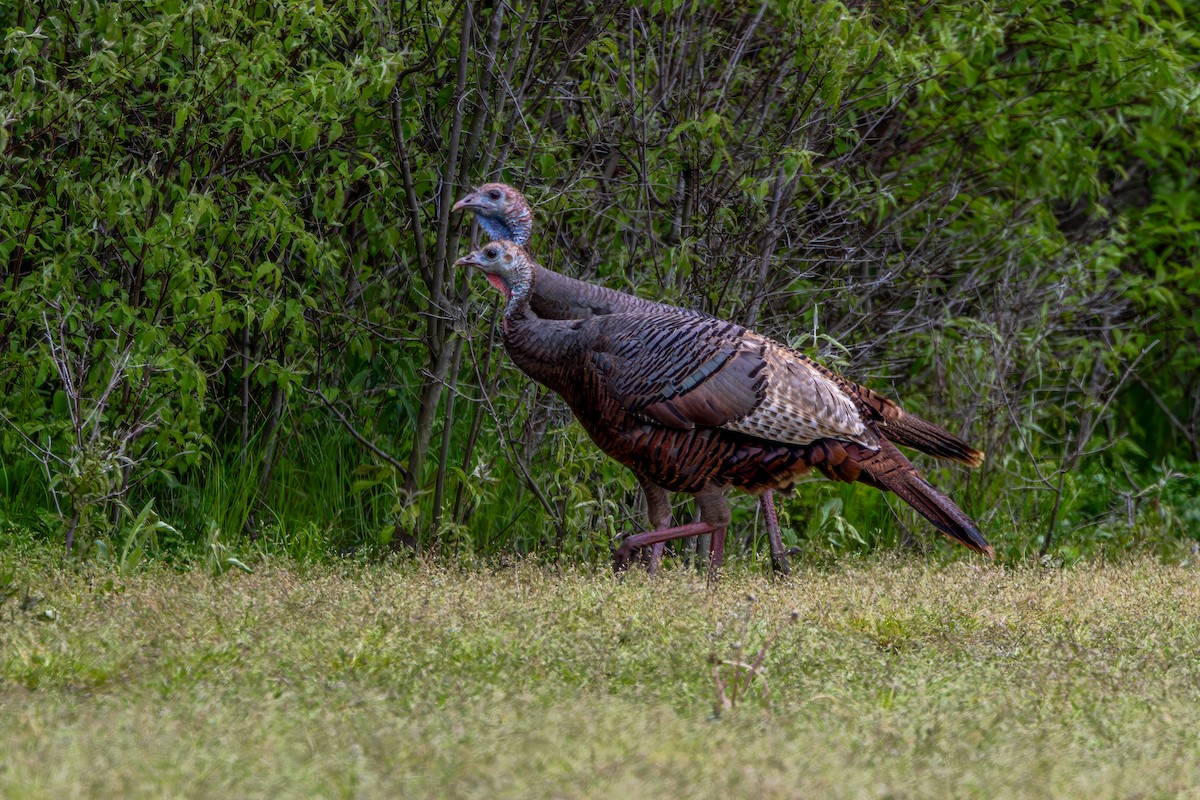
456;241;992;577
454;184;742;572
453;183;985;571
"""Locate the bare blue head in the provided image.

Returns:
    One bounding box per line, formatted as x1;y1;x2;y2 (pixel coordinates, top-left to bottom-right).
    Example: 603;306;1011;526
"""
452;183;534;246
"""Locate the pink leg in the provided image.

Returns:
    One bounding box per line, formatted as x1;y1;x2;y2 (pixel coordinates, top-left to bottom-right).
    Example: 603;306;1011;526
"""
613;521;723;572
614;486;732;585
640;480;672;576
695;487;731;584
761;490;791;577
707;525;727;584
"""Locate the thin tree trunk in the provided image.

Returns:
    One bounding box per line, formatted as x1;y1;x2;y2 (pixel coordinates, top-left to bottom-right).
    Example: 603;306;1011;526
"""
402;3;474;503
431;336;465;538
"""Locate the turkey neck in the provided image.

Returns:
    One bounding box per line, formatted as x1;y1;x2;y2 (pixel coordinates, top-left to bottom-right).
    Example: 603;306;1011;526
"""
499;273;587;390
484;210;690;321
477;212;531;246
528;262;712;322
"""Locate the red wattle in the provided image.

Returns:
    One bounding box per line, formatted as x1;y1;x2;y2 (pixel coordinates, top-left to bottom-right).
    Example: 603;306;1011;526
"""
485;273;511;298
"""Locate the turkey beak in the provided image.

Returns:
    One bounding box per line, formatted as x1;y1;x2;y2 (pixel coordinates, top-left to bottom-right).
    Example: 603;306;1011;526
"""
455;253;483;269
452;193;481;213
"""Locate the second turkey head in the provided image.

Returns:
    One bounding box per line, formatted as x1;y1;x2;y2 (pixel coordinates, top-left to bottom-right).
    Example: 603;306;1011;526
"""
455;240;533;312
452;183;534;246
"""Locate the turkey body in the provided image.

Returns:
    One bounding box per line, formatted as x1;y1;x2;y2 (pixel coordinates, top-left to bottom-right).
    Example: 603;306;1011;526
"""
527;326;813;498
490;271;991;561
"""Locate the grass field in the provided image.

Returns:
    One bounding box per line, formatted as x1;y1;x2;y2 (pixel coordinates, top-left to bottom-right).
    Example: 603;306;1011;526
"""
2;554;1199;798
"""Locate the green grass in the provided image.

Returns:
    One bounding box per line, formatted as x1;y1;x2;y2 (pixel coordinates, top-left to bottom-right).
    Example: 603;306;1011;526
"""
2;555;1200;798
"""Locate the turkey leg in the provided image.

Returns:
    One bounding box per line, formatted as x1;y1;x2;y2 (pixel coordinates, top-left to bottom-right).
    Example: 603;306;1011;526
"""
614;486;734;582
641;479;672;575
613;521;722;573
760;491;791;576
696;487;731;583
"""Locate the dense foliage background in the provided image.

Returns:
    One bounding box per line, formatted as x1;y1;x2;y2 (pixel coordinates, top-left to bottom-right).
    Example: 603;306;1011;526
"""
1;0;1197;567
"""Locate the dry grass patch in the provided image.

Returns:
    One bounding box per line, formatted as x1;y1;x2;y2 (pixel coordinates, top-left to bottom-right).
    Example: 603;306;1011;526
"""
1;557;1199;798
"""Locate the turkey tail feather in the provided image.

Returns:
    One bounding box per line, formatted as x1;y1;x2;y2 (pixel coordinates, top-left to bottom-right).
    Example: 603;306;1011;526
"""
855;441;993;557
886;471;993;556
883;415;985;468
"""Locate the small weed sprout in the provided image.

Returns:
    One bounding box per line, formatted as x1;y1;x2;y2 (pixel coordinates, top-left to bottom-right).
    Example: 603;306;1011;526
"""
91;500;181;574
204;522;254;577
710;594;800;717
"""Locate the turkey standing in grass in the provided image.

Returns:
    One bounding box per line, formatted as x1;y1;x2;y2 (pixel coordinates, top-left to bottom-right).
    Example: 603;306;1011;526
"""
456;241;993;578
454;183;985;573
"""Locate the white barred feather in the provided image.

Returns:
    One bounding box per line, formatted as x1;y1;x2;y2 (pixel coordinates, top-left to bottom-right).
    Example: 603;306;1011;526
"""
720;334;875;448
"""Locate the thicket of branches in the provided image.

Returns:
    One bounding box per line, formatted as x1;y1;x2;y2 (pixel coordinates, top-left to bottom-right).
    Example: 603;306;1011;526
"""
1;0;1197;564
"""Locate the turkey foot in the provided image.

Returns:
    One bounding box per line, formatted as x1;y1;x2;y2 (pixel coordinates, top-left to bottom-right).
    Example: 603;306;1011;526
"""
630;542;666;575
648;542;665;576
